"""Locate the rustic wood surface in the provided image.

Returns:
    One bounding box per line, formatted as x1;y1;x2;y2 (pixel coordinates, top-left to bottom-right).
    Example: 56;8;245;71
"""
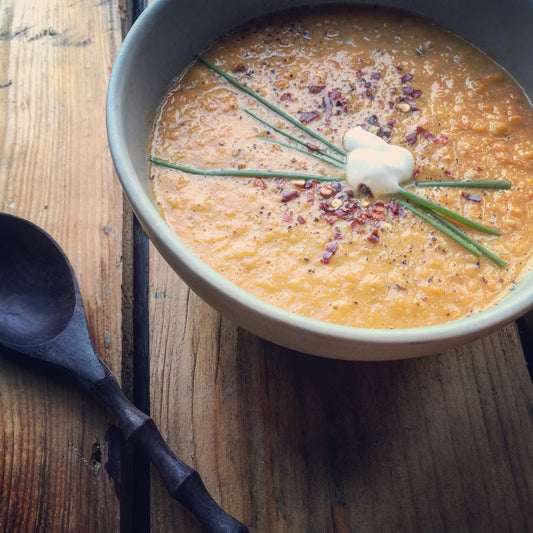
148;246;533;533
0;0;126;531
1;1;533;532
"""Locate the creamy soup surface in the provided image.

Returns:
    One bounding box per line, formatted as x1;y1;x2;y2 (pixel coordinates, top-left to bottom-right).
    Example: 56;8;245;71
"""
150;6;533;329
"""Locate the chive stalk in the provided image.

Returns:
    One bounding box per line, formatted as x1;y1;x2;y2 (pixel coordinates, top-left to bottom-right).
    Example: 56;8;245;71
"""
153;60;511;267
414;180;511;190
243;107;346;167
259;136;346;169
150;156;342;182
396;198;506;266
417;206;507;267
397;188;500;236
198;57;347;157
395;198;482;258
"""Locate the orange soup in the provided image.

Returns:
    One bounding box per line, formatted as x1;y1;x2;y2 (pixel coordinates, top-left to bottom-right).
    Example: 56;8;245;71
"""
149;6;533;328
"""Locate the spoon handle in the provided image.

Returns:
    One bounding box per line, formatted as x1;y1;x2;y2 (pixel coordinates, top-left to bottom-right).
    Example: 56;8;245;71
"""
91;369;249;533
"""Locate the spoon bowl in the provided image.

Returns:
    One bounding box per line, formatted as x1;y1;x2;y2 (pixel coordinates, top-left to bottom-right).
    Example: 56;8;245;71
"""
0;212;248;533
0;215;75;347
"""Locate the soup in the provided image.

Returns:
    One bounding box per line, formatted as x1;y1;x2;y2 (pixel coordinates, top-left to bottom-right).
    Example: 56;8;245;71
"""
149;6;533;329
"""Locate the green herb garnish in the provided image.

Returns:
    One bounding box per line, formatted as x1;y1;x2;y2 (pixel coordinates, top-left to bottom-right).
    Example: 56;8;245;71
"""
397;188;500;236
150;156;342;182
242;107;346;168
198;57;346;157
259;136;346;169
150;59;511;267
396;198;506;266
414;180;511;189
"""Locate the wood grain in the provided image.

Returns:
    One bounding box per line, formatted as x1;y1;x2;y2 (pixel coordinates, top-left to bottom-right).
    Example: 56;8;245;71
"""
148;244;533;533
2;1;531;532
0;0;126;531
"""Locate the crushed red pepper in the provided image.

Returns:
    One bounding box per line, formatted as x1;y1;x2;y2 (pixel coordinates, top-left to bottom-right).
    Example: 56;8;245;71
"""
280;93;294;102
308;85;326;94
299;110;321;123
276;178;406;263
462;192;482;202
321;241;338;263
405;126;439;145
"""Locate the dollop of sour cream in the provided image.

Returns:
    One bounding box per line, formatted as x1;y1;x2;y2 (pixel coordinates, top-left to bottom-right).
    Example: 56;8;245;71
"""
343;127;415;196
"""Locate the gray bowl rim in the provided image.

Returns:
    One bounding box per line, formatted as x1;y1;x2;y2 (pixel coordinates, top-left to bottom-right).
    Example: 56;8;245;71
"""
106;0;533;359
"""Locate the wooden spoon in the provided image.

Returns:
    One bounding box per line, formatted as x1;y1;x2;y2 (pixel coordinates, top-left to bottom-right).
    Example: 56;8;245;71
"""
0;212;248;533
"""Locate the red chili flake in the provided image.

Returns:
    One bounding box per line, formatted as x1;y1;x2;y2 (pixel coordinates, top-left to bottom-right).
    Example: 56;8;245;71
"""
365;89;374;100
323;96;332;122
367;228;380;243
306;191;315;204
308;85;326;94
401;74;413;83
253;178;267;189
355;70;365;77
297;215;306;224
306;142;322;152
352;212;366;225
281;189;300;203
440;134;449;144
402;86;422;99
444;170;452;177
280;93;294;102
318;200;330;212
376;128;391;142
405;126;437;145
282;212;292;223
462;193;482;202
387;199;405;217
323;89;348;121
475;166;483;172
299;110;321;123
388;118;398;127
233;64;246;73
370;203;386;221
321;241;338;263
413;169;420;179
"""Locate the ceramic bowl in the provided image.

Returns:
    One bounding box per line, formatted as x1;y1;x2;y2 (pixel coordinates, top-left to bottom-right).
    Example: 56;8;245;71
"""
106;0;533;360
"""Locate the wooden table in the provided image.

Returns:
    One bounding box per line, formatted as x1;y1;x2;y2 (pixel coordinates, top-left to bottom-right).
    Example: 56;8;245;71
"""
1;1;532;532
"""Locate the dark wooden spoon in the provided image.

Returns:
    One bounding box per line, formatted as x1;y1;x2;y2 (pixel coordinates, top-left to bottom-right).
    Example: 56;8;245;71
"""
0;212;248;533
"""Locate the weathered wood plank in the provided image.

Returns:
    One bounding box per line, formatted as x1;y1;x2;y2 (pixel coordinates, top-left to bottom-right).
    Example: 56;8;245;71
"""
0;1;126;531
148;245;533;532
